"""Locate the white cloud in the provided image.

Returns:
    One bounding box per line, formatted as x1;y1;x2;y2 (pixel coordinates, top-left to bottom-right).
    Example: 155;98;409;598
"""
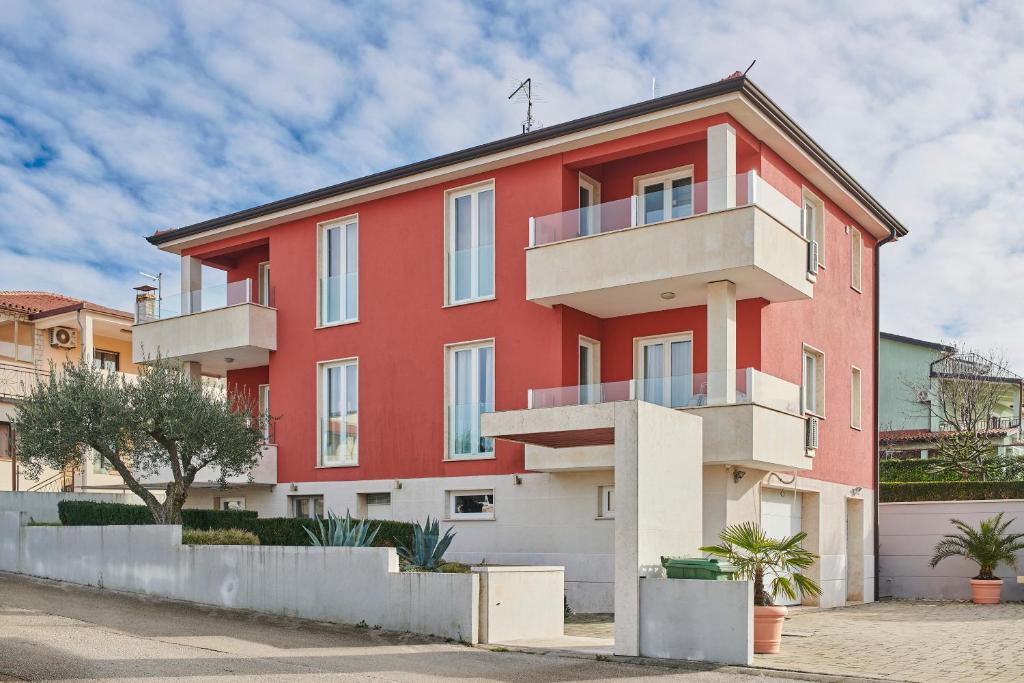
0;0;1021;367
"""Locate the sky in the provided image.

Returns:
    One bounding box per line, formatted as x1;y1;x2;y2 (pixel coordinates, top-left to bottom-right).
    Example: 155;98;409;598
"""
1;1;1023;365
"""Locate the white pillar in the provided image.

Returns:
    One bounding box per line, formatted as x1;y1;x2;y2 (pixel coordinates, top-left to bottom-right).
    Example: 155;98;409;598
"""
706;123;737;212
706;280;737;404
180;255;202;314
80;314;94;366
182;361;202;380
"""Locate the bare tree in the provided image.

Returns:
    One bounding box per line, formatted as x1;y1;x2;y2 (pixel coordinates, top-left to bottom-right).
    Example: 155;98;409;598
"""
13;358;270;523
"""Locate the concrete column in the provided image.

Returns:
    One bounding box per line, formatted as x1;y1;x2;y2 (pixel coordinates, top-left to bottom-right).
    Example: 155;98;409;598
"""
706;123;737;212
182;361;202;380
706;280;736;404
614;401;703;657
180;255;202;315
80;314;94;367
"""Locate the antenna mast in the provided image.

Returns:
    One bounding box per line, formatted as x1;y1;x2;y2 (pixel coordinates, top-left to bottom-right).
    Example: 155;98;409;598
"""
508;78;536;133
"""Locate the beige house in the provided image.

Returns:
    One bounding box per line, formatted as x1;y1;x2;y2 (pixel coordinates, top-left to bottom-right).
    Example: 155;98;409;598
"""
0;291;138;492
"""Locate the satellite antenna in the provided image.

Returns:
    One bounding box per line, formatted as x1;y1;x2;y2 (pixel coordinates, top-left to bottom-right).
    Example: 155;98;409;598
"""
508;78;536;133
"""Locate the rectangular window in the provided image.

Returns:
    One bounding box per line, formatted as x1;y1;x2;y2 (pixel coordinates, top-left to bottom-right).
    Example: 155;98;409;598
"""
851;366;862;430
579;337;600;404
447;341;494;459
290;495;324;519
449;489;494;520
802;190;825;267
0;320;33;362
636;168;694;226
319;359;358;466
216;497;246;511
850;228;863;291
637;334;693;408
802;346;825;416
598;485;615;519
319;218;358;325
91;450;111;474
92;349;119;372
578;173;601;236
257;261;271;306
448;184;495;304
258;384;271;441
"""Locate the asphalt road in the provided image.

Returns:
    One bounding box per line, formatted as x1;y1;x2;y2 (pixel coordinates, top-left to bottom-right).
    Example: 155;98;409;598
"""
0;572;804;682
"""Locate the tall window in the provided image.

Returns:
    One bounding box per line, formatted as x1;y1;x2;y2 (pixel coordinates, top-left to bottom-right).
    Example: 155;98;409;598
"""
258;384;271;441
803;346;825;416
637;168;693;225
578;174;601;236
637;334;693;408
0;422;12;459
448;184;495;304
0;319;33;362
579;337;600;404
257;261;271;306
850;228;863;291
320;218;358;325
319;359;358;466
850;366;862;430
802;190;825;267
448;341;494;459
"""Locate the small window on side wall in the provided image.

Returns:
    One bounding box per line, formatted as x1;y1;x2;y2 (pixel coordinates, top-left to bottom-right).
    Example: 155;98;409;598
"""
598;486;615;519
850;228;863;292
802;190;825;269
802;346;825;417
850;366;862;430
449;490;494;520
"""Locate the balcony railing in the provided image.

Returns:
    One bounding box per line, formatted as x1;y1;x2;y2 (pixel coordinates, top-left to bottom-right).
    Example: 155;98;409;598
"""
0;363;48;401
528;171;801;247
135;279;275;323
527;368;801;415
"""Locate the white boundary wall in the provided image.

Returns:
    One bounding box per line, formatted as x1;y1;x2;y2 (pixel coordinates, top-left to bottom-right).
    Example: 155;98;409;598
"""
879;500;1024;601
0;491;133;523
0;512;479;642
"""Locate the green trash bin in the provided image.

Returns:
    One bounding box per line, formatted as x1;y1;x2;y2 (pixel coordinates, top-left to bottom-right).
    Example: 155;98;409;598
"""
661;557;738;580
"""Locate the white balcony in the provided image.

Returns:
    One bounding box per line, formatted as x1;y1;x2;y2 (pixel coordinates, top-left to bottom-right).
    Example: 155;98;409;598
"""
132;279;276;374
526;172;812;318
138;444;278;488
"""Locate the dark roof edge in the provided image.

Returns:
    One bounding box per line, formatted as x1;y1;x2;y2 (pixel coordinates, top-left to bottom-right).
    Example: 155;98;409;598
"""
149;76;908;246
881;331;955;353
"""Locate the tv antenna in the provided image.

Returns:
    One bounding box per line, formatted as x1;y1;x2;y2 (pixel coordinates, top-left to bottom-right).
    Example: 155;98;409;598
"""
508;78;537;133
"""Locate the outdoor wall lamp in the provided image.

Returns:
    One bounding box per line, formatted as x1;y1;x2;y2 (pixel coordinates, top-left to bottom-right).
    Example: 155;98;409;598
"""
850;487;863;496
732;469;746;483
394;480;403;490
511;474;522;485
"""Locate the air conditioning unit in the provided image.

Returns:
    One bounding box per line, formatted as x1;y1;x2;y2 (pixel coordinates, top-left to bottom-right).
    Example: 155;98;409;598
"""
805;415;820;451
808;241;820;275
917;390;931;403
49;326;78;349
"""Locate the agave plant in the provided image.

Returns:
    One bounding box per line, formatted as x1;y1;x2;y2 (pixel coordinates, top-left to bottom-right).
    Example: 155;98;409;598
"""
395;517;456;570
700;522;821;606
304;510;380;547
930;513;1024;579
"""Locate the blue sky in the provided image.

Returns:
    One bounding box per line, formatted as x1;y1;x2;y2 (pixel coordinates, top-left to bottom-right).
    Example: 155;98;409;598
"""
1;1;1023;365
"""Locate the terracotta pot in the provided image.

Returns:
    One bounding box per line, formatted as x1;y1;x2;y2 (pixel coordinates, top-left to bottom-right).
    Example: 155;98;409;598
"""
753;605;788;654
969;578;1003;604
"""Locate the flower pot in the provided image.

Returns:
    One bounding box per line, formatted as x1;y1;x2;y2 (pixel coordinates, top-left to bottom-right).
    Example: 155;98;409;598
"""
753;605;788;654
969;578;1003;604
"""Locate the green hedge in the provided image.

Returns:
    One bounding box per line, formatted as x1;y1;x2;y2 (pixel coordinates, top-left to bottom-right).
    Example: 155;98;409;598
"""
182;528;260;545
56;500;415;548
880;481;1024;502
879;459;959;483
58;500;257;529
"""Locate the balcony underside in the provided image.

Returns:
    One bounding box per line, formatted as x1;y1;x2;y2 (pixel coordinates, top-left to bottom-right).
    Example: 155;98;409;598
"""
526;206;812;318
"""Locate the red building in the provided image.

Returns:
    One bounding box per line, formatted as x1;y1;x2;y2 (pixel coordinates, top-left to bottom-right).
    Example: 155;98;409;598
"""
133;75;906;611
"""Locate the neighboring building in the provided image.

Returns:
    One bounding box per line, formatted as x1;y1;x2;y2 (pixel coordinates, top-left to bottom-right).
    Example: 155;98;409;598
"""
879;332;1022;460
131;75;907;611
0;291;139;492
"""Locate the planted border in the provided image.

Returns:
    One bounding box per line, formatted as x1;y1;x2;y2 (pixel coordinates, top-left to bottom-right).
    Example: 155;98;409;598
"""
880;481;1024;502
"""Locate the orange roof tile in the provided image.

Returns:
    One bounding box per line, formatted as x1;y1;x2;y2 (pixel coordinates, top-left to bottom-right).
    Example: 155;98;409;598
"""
0;291;132;320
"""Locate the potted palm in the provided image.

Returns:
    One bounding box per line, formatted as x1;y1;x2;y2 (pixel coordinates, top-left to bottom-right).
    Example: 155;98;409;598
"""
929;513;1024;604
701;522;821;654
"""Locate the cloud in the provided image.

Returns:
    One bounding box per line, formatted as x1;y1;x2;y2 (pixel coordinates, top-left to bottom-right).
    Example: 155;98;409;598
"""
0;0;1021;367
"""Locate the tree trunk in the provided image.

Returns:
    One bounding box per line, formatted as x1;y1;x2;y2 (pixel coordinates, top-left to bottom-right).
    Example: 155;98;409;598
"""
754;569;767;606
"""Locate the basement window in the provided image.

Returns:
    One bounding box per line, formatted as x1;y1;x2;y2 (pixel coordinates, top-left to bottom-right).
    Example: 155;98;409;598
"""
448;490;494;520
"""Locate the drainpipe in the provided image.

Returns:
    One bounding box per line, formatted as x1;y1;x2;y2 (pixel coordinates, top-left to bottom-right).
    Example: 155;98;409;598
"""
874;229;895;601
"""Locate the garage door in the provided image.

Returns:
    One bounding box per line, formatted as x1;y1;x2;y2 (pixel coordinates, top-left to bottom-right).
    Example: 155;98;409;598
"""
760;488;802;606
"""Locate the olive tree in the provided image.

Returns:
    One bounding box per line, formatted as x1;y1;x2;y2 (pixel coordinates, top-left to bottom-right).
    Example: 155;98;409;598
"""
13;358;269;523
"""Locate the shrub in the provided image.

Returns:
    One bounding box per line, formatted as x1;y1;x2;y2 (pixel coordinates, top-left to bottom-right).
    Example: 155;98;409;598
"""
250;516;414;548
304;511;379;547
880;459;959;483
182;528;260;545
435;562;472;573
880;481;1024;502
58;500;257;529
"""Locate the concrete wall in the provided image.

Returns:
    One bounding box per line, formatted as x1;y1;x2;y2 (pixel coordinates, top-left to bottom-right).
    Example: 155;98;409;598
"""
879;500;1024;601
0;511;479;643
639;578;753;666
0;490;132;523
474;566;564;644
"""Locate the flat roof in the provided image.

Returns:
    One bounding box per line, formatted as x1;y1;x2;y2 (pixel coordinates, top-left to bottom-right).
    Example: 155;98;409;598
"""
148;75;909;247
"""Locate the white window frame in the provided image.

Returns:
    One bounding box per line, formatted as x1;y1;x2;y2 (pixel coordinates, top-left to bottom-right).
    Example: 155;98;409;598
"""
598;485;615;519
850;227;863;292
317;215;358;327
578;172;601;236
445;339;495;460
634;332;694;407
257;261;271;306
579;336;601;404
634;165;694;226
802;189;825;267
258;383;271;442
448;489;495;520
317;357;358;467
445;180;495;306
217;496;246;511
0;318;34;362
802;344;825;418
851;366;862;430
289;495;324;519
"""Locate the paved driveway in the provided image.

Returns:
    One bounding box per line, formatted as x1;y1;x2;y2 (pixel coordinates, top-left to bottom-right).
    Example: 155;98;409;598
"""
0;572;799;682
756;601;1024;682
